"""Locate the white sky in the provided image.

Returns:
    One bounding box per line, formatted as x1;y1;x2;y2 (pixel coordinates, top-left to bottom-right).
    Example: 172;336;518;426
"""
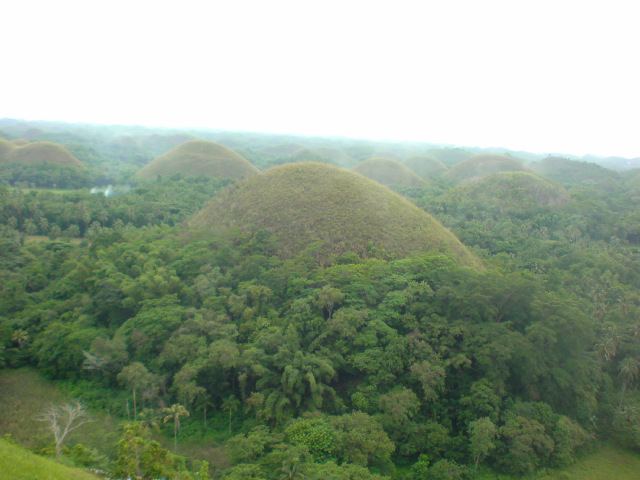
2;0;639;157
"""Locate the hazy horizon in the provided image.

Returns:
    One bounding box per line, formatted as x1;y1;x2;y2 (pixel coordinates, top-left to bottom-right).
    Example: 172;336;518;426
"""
3;1;638;158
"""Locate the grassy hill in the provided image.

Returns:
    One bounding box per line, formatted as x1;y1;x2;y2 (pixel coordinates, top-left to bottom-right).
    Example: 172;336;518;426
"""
443;171;569;215
136;139;260;180
403;155;448;178
0;141;86;169
425;147;475;166
0;438;100;480
352;157;427;187
444;154;529;184
189;162;479;266
0;138;16;158
532;156;620;189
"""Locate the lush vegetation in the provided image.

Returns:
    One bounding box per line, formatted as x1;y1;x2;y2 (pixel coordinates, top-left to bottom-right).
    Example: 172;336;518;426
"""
1;118;640;480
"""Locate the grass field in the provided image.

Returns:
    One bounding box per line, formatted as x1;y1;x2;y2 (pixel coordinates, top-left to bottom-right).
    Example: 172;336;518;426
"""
0;438;100;480
535;445;640;480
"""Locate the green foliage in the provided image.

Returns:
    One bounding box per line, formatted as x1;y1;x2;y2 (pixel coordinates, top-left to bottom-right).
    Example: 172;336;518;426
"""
113;423;178;479
284;415;337;461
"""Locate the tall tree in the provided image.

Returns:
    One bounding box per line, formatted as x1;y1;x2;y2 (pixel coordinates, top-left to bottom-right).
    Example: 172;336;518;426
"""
37;401;93;456
163;403;189;451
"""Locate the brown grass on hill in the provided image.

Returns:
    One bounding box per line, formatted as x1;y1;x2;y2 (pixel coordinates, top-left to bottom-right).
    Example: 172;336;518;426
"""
446;171;569;212
0;138;17;160
11;138;29;146
425;147;475;166
4;141;86;169
352;157;427;187
444;154;529;184
189;162;480;267
136;139;260;179
403;155;448;178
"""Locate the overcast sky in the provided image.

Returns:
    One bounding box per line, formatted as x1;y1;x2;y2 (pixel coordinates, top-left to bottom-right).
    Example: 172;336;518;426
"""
2;1;638;157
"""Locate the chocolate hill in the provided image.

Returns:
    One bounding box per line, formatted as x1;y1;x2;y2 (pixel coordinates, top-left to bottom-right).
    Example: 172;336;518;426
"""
136;140;260;180
189;162;480;266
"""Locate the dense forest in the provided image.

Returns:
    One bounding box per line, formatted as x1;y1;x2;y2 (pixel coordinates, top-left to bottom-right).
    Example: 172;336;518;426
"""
1;118;640;480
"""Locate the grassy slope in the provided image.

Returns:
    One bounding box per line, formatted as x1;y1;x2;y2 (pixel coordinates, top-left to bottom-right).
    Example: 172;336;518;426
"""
189;162;479;267
0;369;120;455
3;141;86;169
136;139;260;179
444;154;529;184
0;438;99;480
0;138;17;159
352;157;427;187
536;445;640;480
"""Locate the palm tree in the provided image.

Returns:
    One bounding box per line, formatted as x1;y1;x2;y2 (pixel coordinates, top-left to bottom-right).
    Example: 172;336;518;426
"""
221;395;240;435
163;403;189;451
619;357;640;409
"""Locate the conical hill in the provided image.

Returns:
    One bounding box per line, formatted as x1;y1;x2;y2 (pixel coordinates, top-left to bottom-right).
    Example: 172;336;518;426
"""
136;140;260;180
2;141;86;169
352;157;426;187
444;154;529;184
444;172;569;214
403;155;448;178
0;138;16;159
189;162;480;266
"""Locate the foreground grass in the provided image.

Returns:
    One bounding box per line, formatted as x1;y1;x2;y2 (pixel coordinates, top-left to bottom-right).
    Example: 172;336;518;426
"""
0;438;99;480
536;444;640;480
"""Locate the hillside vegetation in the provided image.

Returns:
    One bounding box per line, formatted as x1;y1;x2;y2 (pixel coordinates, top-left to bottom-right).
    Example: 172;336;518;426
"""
189;162;477;265
136;139;260;180
3;118;640;480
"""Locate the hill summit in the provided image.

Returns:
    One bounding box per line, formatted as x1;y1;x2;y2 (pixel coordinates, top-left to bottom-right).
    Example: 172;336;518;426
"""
136;140;260;180
189;162;479;266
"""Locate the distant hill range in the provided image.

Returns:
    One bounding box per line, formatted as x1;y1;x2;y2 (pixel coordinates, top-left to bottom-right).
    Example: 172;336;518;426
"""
531;156;620;188
444;154;529;184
